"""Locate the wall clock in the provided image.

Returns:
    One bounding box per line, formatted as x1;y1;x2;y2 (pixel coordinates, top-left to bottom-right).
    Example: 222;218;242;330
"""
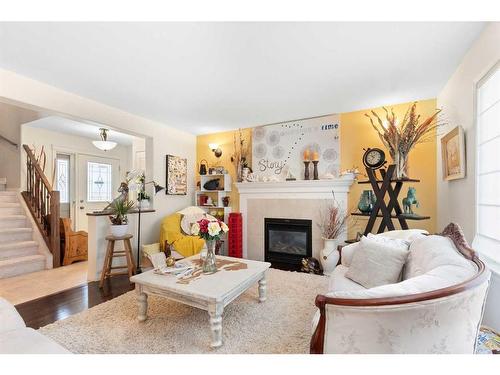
362;148;386;170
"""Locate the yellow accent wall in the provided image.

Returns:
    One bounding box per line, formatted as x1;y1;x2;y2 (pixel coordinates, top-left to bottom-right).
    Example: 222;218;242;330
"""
196;129;252;212
196;99;437;235
341;99;437;237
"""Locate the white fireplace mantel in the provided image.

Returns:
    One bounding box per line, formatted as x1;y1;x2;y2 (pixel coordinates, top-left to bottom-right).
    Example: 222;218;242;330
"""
235;177;355;259
235;177;354;197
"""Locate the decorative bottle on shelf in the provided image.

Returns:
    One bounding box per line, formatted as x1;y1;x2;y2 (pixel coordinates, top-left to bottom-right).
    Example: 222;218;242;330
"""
358;190;376;213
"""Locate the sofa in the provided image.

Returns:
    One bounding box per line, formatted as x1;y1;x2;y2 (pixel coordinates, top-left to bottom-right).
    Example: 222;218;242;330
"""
0;297;70;353
310;224;491;354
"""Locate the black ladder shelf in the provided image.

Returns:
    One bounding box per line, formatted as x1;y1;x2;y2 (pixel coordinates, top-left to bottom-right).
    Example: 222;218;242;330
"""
349;164;430;241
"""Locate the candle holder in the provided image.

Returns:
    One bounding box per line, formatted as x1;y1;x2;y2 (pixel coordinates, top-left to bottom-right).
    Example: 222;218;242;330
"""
304;161;310;180
312;160;319;180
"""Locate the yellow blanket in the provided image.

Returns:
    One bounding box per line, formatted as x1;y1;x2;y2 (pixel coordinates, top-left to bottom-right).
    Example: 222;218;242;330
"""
159;213;204;257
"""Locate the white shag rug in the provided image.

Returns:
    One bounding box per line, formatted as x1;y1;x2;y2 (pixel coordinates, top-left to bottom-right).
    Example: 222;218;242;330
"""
39;268;328;354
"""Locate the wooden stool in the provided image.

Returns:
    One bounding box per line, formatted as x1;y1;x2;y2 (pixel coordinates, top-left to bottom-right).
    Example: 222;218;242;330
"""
99;234;136;288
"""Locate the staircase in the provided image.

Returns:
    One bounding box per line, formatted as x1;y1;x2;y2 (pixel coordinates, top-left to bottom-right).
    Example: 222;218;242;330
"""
0;190;48;279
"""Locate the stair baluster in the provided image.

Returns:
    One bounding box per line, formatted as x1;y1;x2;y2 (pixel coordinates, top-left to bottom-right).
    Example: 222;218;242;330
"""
21;145;60;268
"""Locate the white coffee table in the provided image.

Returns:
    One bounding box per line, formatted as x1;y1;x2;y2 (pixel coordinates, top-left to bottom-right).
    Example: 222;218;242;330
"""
130;255;271;348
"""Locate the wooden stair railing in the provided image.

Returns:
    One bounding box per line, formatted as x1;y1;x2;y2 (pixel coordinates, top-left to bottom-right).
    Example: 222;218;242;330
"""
21;144;61;268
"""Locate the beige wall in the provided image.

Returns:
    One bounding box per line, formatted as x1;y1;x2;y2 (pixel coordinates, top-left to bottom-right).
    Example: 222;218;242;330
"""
437;22;500;242
0;102;44;188
0;68;196;245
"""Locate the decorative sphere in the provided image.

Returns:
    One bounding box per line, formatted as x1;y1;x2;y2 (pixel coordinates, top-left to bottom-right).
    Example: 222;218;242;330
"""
166;256;176;267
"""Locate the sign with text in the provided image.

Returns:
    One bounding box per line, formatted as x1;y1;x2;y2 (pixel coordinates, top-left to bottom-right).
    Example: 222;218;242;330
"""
252;114;340;179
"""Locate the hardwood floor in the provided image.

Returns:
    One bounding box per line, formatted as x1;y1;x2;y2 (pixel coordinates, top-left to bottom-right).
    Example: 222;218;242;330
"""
15;275;134;329
15;265;291;330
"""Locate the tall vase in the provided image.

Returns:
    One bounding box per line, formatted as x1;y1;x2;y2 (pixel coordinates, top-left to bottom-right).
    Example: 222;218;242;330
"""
236;160;243;182
392;149;409;180
320;238;339;276
203;239;218;274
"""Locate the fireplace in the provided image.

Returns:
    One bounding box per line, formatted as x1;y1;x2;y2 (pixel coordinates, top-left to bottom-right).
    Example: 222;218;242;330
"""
264;218;312;270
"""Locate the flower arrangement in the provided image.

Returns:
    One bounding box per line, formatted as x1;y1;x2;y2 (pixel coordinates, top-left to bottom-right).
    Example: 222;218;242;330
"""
365;102;441;179
191;218;229;240
317;192;348;240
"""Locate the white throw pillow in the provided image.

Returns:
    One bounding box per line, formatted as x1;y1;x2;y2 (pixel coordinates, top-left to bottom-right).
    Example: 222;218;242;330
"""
345;235;410;288
340;230;427;268
180;213;206;235
177;206;206;216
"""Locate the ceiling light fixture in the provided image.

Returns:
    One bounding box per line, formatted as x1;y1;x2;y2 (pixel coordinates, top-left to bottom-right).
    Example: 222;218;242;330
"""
93;128;117;151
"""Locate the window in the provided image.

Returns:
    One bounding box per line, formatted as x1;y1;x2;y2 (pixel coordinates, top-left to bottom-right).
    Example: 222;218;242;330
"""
475;64;500;263
87;161;112;202
56;158;69;203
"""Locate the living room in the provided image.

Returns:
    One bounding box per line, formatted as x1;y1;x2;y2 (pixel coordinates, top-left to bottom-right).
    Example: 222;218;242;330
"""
0;1;499;373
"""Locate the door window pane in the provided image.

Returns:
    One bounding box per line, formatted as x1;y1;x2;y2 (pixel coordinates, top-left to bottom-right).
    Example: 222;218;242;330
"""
87;162;112;202
56;158;69;203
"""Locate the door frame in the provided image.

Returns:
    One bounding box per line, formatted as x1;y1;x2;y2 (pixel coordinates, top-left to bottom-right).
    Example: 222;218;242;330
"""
53;146;76;229
52;146;122;230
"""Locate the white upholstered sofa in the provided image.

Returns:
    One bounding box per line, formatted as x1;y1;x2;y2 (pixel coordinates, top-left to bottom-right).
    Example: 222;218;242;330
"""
0;297;70;353
310;224;491;354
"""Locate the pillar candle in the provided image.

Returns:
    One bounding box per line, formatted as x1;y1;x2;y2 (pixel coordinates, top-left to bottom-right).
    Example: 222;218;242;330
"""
303;149;310;160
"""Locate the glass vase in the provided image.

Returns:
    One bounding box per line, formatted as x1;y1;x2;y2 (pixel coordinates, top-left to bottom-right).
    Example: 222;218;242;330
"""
391;149;409;180
202;239;218;274
358;190;376;213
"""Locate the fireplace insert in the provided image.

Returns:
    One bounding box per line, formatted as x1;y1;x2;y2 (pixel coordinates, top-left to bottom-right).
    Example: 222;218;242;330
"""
264;218;312;271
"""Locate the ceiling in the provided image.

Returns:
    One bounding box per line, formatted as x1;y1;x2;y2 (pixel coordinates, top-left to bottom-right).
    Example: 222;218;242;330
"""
23;116;137;146
0;22;485;135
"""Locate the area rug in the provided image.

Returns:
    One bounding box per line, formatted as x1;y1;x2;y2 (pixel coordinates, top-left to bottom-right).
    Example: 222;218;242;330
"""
38;268;329;354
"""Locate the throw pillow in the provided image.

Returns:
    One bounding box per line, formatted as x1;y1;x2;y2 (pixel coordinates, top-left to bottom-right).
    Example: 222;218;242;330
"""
180;213;206;235
345;235;410;288
177;206;206;216
142;243;160;257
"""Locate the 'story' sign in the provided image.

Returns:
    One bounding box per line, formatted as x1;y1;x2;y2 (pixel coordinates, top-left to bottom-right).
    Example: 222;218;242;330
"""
251;114;340;179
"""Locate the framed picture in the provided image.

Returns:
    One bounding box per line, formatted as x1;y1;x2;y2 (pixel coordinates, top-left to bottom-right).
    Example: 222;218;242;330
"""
165;155;187;195
441;126;466;181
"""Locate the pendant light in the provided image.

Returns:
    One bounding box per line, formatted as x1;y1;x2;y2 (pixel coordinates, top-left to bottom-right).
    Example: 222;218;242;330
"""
92;128;117;151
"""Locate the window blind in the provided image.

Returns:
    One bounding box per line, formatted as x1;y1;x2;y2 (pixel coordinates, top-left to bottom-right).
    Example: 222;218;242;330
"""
475;65;500;263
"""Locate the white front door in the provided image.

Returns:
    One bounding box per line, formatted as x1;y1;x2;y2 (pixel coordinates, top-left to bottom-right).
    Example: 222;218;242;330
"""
77;154;120;231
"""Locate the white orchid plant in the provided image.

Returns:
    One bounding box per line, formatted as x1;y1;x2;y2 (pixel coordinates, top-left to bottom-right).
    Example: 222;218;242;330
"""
191;217;229;241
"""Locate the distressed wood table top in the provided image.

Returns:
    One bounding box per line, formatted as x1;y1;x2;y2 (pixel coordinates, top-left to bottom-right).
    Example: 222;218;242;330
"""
130;255;270;303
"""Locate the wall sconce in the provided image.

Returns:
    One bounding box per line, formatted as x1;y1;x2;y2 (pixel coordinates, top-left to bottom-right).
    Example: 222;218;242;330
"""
209;143;222;158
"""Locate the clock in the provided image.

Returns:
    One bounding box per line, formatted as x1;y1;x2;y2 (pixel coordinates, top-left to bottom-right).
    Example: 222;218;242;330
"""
362;148;386;170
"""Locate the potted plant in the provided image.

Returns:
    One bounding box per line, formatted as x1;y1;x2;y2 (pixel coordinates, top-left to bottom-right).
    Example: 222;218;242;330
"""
108;199;135;237
137;190;151;209
191;217;229;274
317;193;348;275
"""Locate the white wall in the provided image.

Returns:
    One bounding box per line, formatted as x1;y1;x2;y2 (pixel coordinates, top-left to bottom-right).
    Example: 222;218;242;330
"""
21;125;132;189
0;102;43;188
437;23;500;241
437;22;500;331
0;68;196;246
